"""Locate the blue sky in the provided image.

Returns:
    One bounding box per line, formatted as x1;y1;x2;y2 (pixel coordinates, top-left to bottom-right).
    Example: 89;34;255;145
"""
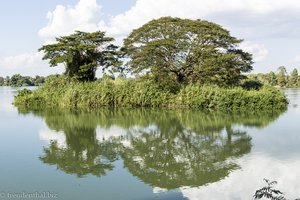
1;0;300;76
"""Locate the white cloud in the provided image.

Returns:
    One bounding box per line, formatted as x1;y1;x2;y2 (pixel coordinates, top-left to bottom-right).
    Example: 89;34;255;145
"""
239;42;269;62
0;52;43;69
38;0;102;41
38;0;300;42
0;52;63;76
99;0;300;41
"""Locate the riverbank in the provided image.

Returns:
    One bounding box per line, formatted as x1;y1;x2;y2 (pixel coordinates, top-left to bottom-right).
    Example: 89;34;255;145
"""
13;76;288;112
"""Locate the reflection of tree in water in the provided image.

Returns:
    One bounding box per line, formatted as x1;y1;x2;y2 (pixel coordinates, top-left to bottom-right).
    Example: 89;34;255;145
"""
40;131;118;178
19;108;284;188
36;110;118;177
119;121;251;189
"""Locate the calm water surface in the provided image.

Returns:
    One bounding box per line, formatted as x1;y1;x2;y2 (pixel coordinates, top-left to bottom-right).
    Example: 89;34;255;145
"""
0;87;299;200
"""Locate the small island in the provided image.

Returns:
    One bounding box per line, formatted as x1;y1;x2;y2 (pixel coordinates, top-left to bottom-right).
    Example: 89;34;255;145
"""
14;17;288;112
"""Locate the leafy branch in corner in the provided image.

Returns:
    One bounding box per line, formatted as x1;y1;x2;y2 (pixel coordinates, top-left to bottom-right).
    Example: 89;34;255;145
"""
254;179;300;200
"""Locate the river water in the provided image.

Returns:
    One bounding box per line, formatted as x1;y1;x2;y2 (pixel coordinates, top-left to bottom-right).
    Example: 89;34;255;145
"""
0;87;299;200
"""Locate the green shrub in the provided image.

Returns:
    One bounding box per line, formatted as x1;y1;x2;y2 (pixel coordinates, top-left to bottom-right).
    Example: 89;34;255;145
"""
14;75;288;112
241;80;263;90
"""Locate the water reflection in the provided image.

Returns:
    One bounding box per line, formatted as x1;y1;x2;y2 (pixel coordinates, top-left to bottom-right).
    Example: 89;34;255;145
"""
120;126;251;189
36;110;119;178
19;108;285;189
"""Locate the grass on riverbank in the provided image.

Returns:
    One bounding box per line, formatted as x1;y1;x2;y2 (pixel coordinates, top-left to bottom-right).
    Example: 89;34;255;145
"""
14;75;288;112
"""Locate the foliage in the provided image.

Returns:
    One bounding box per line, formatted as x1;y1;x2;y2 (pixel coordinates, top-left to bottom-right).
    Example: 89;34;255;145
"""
176;84;288;111
40;138;117;178
268;71;278;86
254;179;286;200
277;66;288;87
123;17;253;86
39;31;121;82
254;179;300;200
241;80;263;90
0;74;45;87
14;75;288;112
289;68;299;87
0;76;4;85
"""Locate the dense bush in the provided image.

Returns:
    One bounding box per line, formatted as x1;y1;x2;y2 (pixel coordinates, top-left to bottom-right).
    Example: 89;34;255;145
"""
241;80;263;90
175;84;287;111
14;75;288;112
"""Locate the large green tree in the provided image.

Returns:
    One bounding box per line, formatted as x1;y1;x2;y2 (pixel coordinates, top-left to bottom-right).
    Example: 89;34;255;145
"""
39;31;121;82
123;17;253;86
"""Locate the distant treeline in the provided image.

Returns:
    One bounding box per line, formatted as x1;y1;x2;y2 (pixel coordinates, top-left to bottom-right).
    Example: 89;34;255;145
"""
0;74;45;87
248;66;300;88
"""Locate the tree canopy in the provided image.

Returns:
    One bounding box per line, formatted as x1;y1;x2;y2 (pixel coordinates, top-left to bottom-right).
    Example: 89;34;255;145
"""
39;31;121;82
123;17;253;86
